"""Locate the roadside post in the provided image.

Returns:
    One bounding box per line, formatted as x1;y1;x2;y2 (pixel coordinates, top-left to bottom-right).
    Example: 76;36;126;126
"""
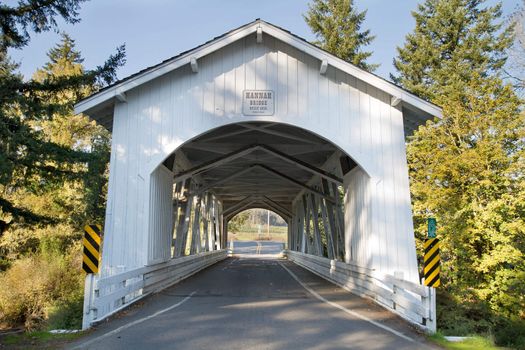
82;224;102;330
424;218;439;333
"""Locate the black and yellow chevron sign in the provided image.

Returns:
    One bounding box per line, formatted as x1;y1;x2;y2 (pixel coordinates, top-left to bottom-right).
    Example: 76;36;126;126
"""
83;224;102;274
423;238;440;287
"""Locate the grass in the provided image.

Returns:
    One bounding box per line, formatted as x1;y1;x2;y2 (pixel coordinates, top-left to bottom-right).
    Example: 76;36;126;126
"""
2;330;86;349
230;225;287;242
428;332;504;350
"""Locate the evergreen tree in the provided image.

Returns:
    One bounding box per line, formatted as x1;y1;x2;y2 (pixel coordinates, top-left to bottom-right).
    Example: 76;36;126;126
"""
391;0;512;101
0;1;124;228
393;0;525;341
304;0;378;71
506;0;524;92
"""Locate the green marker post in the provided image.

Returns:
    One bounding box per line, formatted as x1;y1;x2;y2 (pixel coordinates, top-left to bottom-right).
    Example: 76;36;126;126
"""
427;218;436;238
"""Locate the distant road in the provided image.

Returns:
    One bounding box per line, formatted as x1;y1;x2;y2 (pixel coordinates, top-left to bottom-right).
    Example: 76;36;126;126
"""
230;240;285;256
69;248;437;349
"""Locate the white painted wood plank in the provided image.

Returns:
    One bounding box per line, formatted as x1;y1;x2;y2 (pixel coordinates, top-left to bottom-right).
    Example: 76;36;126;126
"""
276;39;288;116
223;42;236;117
254;34;267;90
287;47;298;117
213;49;225;119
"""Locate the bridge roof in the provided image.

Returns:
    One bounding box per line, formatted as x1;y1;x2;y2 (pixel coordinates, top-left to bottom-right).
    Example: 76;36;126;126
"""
74;19;441;130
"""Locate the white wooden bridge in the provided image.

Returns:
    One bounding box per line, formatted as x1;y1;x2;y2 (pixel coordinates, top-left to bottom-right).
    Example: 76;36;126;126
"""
75;19;442;337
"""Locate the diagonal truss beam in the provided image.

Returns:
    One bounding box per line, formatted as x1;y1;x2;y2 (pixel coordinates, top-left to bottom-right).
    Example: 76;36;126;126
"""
174;144;342;185
258;144;342;184
192;165;259;195
263;196;292;217
225;199;291;222
239;124;319;144
173;144;259;183
261;199;292;219
256;164;335;204
196;123;278;143
224;200;259;220
222;196;258;217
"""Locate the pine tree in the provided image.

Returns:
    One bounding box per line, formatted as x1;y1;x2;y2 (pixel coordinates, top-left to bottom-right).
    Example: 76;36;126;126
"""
391;0;512;101
393;0;525;338
506;0;525;92
0;1;124;228
304;0;378;71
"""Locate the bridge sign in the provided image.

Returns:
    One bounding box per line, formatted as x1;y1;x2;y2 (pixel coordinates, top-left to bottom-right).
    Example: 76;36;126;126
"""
242;90;274;116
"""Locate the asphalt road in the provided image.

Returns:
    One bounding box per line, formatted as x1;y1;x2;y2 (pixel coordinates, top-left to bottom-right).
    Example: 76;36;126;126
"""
230;240;285;256
69;244;437;350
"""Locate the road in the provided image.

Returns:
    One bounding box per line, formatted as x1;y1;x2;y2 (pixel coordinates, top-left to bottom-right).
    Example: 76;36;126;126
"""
69;242;436;350
230;240;285;256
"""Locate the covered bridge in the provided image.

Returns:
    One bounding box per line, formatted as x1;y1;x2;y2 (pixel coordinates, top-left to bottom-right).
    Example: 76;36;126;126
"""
75;19;442;332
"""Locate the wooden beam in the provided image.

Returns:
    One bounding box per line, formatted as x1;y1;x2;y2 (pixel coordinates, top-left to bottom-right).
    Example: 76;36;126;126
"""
320;59;328;75
309;194;323;256
258;144;342;184
225;200;290;222
391;96;402;107
319;182;336;260
192;165;258;195
224;200;259;221
173;144;259;182
261;199;292;220
176;185;194;257
255;164;335;204
195;123;278;143
222;196;257;217
190;57;198;73
190;195;202;254
115;91;127;103
302;195;312;254
263;196;292;217
256;26;263;43
239;124;319;144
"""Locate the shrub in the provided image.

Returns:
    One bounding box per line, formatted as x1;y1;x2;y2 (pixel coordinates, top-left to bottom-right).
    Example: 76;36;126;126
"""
0;245;84;330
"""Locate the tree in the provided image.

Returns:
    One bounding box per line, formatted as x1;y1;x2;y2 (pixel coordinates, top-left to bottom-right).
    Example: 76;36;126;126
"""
228;211;249;234
505;0;525;92
393;0;525;342
391;0;512;101
304;0;378;71
0;0;124;228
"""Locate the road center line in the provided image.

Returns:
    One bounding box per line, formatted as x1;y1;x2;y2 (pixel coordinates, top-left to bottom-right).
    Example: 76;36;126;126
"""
278;261;418;344
73;290;197;349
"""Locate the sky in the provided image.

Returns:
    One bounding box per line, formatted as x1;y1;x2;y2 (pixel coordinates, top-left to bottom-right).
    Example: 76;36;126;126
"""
9;0;522;82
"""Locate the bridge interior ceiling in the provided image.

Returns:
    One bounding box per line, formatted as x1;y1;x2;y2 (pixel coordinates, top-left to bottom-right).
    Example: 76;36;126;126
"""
168;122;345;219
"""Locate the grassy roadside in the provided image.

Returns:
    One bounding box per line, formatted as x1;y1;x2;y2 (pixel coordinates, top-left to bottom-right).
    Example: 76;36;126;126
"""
0;330;87;349
428;332;508;350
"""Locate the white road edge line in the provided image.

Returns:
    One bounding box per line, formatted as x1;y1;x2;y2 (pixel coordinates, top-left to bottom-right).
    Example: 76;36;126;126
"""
222;257;237;270
72;290;197;349
277;261;418;344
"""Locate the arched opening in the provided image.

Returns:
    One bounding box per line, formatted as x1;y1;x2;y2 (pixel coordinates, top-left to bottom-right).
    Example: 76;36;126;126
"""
227;208;287;256
159;121;355;263
228;209;287;242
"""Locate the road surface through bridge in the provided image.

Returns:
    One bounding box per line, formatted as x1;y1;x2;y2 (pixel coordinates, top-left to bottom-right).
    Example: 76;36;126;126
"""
70;242;436;349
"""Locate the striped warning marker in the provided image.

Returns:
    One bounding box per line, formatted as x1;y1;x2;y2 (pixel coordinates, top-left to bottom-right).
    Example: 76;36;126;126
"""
83;224;102;274
423;238;440;287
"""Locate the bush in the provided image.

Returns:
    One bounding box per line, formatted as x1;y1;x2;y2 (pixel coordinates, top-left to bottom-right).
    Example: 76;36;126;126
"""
0;245;84;330
437;289;525;349
494;318;525;350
